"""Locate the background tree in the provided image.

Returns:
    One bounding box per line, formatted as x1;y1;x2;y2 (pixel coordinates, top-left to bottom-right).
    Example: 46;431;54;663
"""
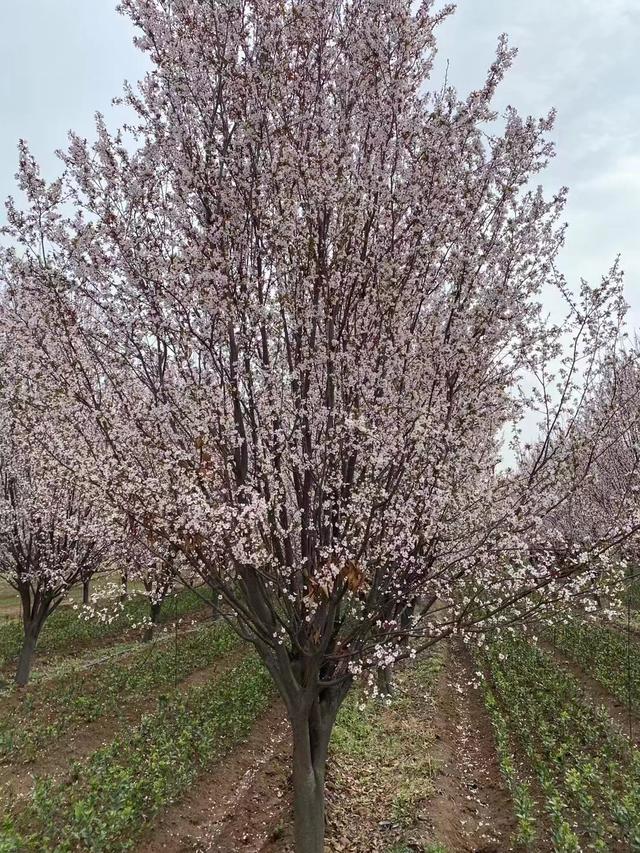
124;517;182;641
0;410;112;686
0;0;634;847
545;349;640;610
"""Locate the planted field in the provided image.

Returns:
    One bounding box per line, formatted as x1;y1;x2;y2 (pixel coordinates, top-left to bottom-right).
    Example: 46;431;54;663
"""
0;655;273;852
480;634;640;851
0;621;240;765
549;618;640;716
0;588;213;676
2;600;640;852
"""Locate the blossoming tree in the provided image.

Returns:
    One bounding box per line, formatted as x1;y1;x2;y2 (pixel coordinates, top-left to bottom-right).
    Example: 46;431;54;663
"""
0;0;634;847
124;518;185;641
0;407;112;686
546;350;640;603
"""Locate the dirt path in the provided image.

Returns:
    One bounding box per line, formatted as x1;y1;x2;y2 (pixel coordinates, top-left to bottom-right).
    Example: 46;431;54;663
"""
423;646;517;852
0;647;248;806
137;703;290;852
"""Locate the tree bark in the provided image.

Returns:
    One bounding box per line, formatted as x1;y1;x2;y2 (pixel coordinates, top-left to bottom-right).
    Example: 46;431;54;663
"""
377;665;393;696
82;578;90;605
120;570;128;603
15;626;39;687
290;706;336;853
143;599;162;642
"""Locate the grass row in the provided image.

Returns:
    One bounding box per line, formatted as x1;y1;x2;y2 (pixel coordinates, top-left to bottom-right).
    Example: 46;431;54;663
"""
0;587;213;669
549;617;640;714
0;654;274;852
481;635;640;851
326;653;445;853
0;620;241;764
481;679;538;847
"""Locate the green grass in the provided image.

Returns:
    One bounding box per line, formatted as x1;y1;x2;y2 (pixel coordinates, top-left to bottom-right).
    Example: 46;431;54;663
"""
0;620;241;764
0;581;19;621
330;693;378;757
481;635;640;851
0;654;274;852
329;652;444;851
549;617;640;713
0;587;214;670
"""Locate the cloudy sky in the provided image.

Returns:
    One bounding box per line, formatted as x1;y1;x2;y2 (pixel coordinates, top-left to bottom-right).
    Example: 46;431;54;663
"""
1;0;639;326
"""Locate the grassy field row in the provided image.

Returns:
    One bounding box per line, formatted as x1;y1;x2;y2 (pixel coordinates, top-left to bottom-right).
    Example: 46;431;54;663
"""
548;617;640;714
0;654;274;852
0;642;447;853
326;653;445;853
0;588;214;671
481;685;537;848
480;635;640;851
0;620;241;764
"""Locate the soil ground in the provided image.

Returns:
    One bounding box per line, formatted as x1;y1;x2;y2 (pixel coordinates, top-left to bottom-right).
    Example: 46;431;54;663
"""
422;648;517;853
137;703;290;853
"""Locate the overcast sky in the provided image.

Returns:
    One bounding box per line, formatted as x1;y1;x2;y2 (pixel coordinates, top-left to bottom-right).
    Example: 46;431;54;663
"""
1;0;639;328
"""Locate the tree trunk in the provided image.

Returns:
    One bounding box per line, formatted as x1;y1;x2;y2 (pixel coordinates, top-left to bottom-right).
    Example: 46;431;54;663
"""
290;708;335;853
82;578;90;605
143;600;162;642
15;627;39;687
120;570;128;603
377;665;393;696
